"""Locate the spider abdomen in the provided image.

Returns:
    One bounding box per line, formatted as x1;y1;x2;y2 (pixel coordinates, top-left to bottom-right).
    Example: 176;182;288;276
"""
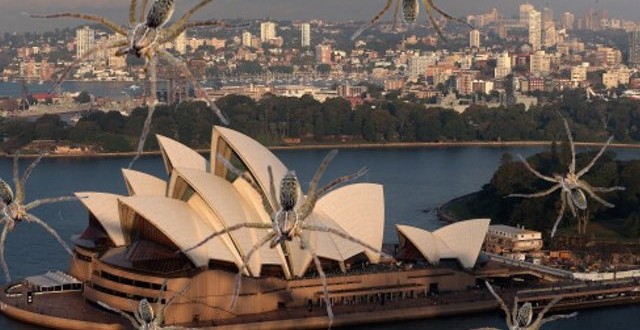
0;179;13;205
402;0;419;23
146;0;176;29
570;189;588;210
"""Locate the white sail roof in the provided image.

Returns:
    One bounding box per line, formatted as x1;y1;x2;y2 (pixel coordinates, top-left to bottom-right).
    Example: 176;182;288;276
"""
396;219;491;268
121;169;166;197
75;192;126;246
157;134;208;174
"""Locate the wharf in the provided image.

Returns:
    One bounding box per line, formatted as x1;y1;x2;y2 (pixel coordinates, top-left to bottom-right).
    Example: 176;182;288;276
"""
2;277;640;329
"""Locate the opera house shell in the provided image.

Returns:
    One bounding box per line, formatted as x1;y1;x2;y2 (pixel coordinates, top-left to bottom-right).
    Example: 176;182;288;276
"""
64;126;491;328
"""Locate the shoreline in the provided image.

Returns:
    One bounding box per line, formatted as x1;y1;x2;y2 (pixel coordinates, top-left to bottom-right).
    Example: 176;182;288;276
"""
3;140;640;159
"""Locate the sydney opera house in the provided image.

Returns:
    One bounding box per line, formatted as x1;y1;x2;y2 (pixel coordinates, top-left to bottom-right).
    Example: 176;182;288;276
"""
1;126;492;329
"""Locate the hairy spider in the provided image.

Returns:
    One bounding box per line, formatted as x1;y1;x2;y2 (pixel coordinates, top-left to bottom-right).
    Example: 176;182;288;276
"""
98;278;191;329
481;281;577;330
507;118;625;237
0;153;79;282
352;0;472;40
184;150;388;326
29;0;234;168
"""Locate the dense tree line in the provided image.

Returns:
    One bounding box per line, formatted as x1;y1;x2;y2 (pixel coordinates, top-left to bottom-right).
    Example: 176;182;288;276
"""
464;145;640;239
1;90;640;153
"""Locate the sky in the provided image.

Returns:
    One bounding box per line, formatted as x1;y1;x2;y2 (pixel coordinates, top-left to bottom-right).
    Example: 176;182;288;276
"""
0;0;639;33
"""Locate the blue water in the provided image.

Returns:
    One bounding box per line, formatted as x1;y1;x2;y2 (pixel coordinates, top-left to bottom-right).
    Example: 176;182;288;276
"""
0;81;169;99
1;146;640;329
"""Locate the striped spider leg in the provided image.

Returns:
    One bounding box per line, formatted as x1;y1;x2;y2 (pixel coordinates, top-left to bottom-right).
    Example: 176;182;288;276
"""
483;281;577;330
507;118;625;237
0;152;79;282
98;278;193;329
184;150;385;327
351;0;472;40
29;1;241;168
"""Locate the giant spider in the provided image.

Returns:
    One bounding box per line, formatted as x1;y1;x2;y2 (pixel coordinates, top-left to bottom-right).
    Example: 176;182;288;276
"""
480;281;577;330
352;0;471;40
0;153;79;282
184;150;388;326
507;118;625;237
29;0;233;167
98;278;192;329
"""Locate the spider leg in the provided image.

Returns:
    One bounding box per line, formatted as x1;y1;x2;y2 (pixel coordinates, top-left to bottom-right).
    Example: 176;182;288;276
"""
298;235;334;327
183;222;271;253
215;154;274;215
516;154;557;183
19;152;45;192
25;214;72;255
157;280;191;325
351;0;395;40
27;13;127;36
231;231;276;309
427;0;474;28
303;225;391;259
157;48;230;124
316;166;368;198
506;183;561;199
576;136;614;178
129;0;138;25
297;150;338;220
532;297;563;325
48;39;128;94
392;0;401;30
128;54;158;169
130;300;144;327
539;312;578;326
561;117;577;174
267;166;281;211
0;223;11;282
589;186;625;192
578;182;615;208
163;0;214;37
12;152;23;204
420;0;447;40
140;0;150;23
550;192;568;238
484;281;514;329
24;196;79;211
97;301;141;328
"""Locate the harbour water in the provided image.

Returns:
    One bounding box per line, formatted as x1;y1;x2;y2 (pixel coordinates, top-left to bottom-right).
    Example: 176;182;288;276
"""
1;146;640;329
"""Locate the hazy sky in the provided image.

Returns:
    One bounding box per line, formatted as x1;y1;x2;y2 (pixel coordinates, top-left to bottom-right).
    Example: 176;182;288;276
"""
1;0;639;33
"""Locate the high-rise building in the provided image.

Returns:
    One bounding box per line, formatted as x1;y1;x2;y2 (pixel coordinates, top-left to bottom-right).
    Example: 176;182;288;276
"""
561;12;575;30
629;30;640;68
530;50;551;76
469;29;481;48
519;3;535;26
494;51;512;79
542;7;554;25
301;23;311;47
315;44;332;64
242;31;253;47
544;24;557;48
528;9;542;51
76;26;95;59
260;21;276;42
407;56;433;78
173;31;187;54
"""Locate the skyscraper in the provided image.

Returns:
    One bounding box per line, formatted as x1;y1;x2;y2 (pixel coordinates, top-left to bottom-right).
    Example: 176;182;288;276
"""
630;30;640;69
561;12;575;30
260;21;276;42
542;7;554;25
469;29;480;49
519;3;535;26
76;26;95;59
242;31;253;47
529;9;542;51
301;23;311;47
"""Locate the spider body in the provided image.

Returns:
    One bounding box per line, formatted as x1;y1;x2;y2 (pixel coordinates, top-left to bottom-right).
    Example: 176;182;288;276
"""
352;0;472;40
508;118;625;237
184;150;386;326
116;0;175;57
0;153;79;282
146;0;176;29
99;279;191;330
482;281;577;330
402;0;419;23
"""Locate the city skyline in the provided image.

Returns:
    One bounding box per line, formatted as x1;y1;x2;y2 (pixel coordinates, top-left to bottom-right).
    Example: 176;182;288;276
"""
1;0;640;33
